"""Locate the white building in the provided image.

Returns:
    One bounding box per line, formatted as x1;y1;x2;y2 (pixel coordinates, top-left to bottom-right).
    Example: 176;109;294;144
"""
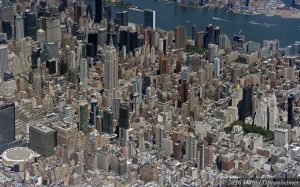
274;128;289;147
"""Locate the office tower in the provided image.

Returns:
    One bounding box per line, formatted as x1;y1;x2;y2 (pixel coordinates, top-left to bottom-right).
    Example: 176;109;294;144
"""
115;11;128;26
132;77;143;113
33;73;42;99
97;148;111;171
238;86;253;121
46;17;61;44
254;98;268;129
247;41;260;53
288;94;294;126
24;10;37;39
192;25;197;40
110;154;127;176
29;124;57;157
274;128;289;147
185;133;197;162
95;0;103;23
181;80;189;103
196;142;205;170
213;26;220;45
103;108;113;134
97;28;107;48
46;42;58;59
104;6;112;20
31;48;40;69
208;43;218;62
213;57;220;78
90;99;99;126
155;124;164;150
46;59;57;74
144;9;156;29
206;24;214;44
0;103;15;148
2;21;12;39
0;44;8;80
80;59;88;87
175;25;186;49
219;34;231;50
104;38;118;92
119;102;130;129
88;31;98;57
129;31;138;52
15;15;24;42
159;55;170;75
195;31;206;49
74;2;81;24
79;101;89;133
268;93;278;131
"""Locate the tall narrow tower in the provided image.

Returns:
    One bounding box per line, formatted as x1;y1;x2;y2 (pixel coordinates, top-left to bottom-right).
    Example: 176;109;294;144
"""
104;36;118;92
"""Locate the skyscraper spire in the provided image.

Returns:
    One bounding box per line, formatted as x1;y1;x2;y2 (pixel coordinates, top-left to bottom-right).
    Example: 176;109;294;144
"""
109;19;114;49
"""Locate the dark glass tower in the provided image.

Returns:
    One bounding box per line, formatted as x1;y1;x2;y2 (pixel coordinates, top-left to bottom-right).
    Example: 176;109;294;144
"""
238;86;253;121
88;31;98;56
119;102;130;129
0;103;15;147
115;11;128;26
103;108;113;134
104;6;112;20
95;0;103;23
2;21;12;39
288;94;294;126
144;9;155;29
206;24;214;45
24;10;37;39
214;26;221;45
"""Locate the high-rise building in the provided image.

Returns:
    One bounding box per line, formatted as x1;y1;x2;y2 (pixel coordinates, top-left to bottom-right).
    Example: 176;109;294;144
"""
268;93;278;131
104;38;118;92
0;103;15;148
159;55;170;75
208;43;218;62
288;94;295;126
185;133;197;162
144;9;156;29
46;16;61;44
214;26;220;45
80;59;88;87
195;31;206;49
2;21;12;39
103;108;113;134
15;14;24;42
115;11;128;26
88;31;98;56
104;6;112;20
196;142;205;170
206;24;214;44
74;2;81;24
24;10;37;39
0;44;9;81
90;99;99;126
192;25;197;41
238;86;253;121
175;25;186;49
274;128;289;147
254;98;268;129
213;57;220;78
79;101;89;133
29;124;57;157
119;102;130;129
95;0;103;23
155;124;164;150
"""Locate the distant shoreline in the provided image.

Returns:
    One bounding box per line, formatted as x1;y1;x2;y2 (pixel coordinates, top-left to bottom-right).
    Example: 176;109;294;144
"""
112;0;300;19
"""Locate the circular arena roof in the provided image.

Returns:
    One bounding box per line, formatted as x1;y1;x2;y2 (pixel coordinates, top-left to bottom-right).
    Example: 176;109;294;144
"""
2;147;35;167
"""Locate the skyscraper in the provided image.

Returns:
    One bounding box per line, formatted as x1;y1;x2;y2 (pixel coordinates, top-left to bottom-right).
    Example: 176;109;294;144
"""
95;0;103;23
29;124;57;157
144;9;156;29
206;24;214;45
213;57;220;78
119;102;130;129
288;94;294;126
175;25;186;49
15;14;24;42
24;10;37;39
115;11;128;26
79;101;89;133
0;103;15;148
268;93;278;131
103;108;113;134
2;21;12;39
238;86;253;121
0;44;9;81
192;25;197;40
80;59;88;87
214;26;221;45
185;133;197;162
104;37;118;92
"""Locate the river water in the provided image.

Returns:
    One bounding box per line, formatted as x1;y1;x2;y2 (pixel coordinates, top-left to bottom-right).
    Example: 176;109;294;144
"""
86;0;300;46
